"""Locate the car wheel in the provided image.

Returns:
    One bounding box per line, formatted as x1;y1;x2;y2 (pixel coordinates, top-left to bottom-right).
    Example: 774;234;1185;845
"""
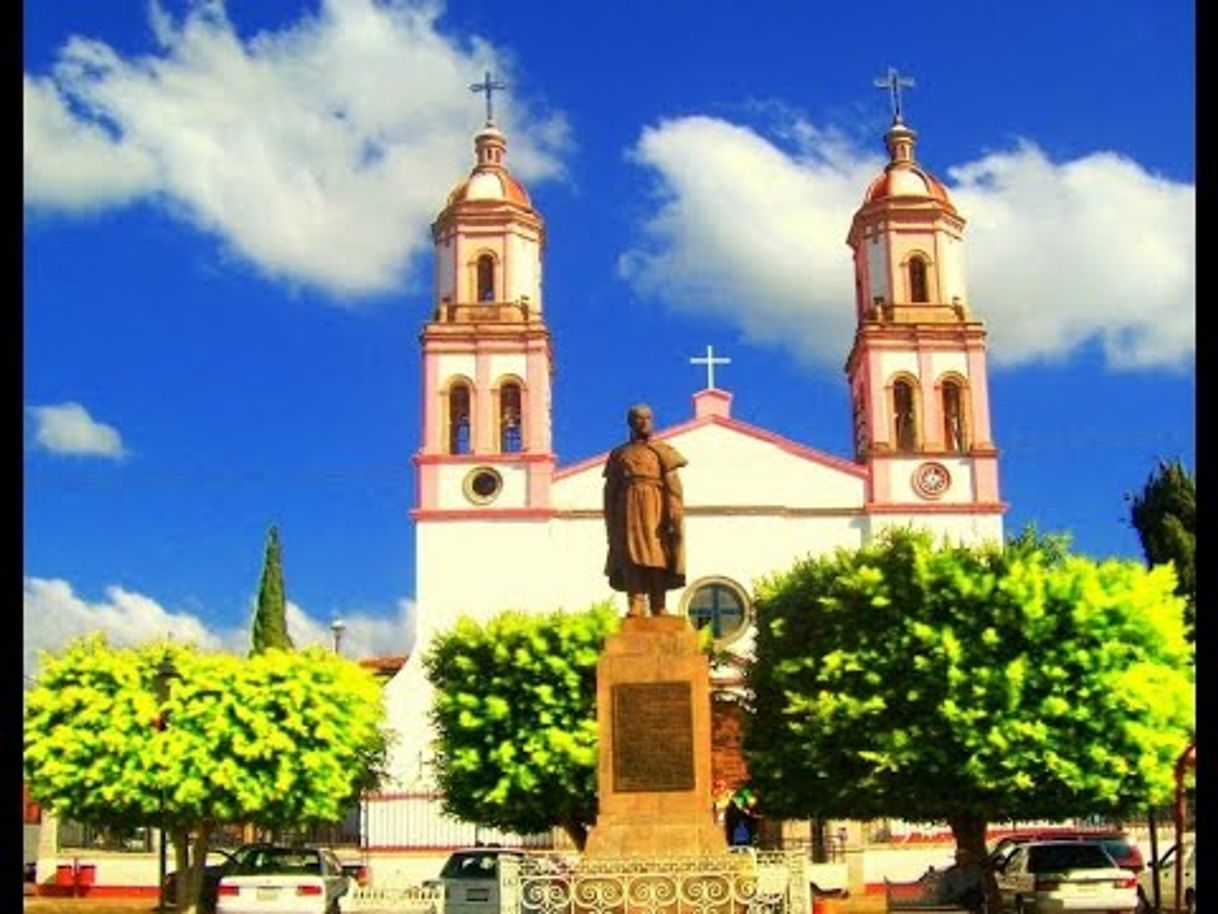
1184;888;1194;914
1136;886;1151;914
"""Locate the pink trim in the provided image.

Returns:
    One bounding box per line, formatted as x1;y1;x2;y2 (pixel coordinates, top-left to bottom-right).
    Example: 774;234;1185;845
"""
421;346;440;454
693;388;732;418
526;345;551;453
972;456;1001;502
474;349;492;453
414;452;554;466
918;348;940;449
528;459;553;508
417;463;439;510
864;501;1008;515
966;347;994;445
412;507;556;521
366;790;445;800
553;414;869;481
870;456;891;504
867;354;888;449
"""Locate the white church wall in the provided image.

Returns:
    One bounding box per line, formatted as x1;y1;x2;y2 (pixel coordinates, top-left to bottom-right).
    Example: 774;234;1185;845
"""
939;233;966;304
433;463;529;510
878;349;920;381
434;353;477;383
928;350;968;380
865;511;1004;547
884;456;976;504
487;352;528;382
506;232;540;305
552;423;867;511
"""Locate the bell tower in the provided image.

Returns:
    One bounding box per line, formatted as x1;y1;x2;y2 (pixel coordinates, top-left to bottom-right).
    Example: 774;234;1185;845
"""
844;71;1000;513
414;78;554;518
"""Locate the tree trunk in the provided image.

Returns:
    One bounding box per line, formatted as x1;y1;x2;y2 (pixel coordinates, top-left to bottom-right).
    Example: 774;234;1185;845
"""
171;824;213;914
562;820;588;851
948;814;993;914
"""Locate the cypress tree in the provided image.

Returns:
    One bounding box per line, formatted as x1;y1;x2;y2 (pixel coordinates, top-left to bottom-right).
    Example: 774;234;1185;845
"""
251;525;294;654
1128;457;1195;643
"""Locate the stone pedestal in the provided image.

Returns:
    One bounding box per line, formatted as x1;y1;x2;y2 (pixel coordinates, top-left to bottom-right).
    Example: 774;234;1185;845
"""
584;615;727;858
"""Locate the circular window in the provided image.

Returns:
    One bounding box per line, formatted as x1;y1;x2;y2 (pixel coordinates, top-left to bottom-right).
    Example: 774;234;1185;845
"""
681;577;751;645
912;461;951;499
462;467;503;505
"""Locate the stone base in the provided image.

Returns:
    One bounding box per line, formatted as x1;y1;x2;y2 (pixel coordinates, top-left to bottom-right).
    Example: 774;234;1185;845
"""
584;615;727;858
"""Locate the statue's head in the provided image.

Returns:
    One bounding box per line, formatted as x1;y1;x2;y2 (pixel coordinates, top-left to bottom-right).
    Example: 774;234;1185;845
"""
627;403;653;440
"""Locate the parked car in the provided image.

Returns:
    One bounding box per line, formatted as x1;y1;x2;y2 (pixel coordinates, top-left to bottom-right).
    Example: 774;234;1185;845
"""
989;830;1145;874
995;840;1138;914
1136;842;1194;914
425;847;528;914
216;845;348;914
163;842;276;913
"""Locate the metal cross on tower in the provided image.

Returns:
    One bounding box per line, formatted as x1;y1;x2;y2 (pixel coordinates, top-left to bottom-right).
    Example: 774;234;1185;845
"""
874;66;915;124
690;344;731;390
469;70;508;125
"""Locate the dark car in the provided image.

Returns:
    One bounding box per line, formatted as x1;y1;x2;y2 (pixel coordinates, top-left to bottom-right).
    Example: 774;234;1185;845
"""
988;829;1144;874
163;842;276;912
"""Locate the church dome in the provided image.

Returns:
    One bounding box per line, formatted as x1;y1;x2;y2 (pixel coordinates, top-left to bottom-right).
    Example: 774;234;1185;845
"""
862;121;955;210
444;125;533;209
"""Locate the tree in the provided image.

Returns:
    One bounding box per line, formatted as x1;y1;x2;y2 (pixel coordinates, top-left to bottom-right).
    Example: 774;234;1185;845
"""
251;524;293;654
1128;457;1195;643
745;528;1193;911
24;636;387;914
424;604;619;849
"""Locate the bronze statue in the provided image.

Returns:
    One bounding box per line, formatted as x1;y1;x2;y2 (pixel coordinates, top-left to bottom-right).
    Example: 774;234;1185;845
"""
603;404;687;617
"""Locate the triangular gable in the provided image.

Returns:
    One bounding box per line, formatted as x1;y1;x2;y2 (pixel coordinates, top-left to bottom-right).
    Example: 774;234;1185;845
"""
553;413;867;511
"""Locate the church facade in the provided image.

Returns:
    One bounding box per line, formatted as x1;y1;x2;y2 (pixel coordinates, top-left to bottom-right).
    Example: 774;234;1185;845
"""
366;104;1005;848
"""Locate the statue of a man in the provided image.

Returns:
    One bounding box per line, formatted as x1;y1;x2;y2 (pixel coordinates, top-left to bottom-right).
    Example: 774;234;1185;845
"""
603;404;687;617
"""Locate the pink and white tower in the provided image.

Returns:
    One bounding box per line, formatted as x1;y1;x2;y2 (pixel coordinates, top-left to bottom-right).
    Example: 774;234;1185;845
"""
845;73;1003;523
414;103;554;522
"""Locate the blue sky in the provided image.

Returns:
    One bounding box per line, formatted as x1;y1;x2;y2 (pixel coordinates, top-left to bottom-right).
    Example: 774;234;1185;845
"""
23;0;1194;674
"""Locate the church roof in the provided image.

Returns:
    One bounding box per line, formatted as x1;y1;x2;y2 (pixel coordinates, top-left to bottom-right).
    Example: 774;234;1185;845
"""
861;120;956;212
443;125;533;209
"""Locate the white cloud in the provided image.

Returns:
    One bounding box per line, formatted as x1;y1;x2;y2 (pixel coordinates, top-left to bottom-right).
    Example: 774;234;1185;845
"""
26;402;128;458
619;115;1194;372
23;576;416;685
23;0;569;297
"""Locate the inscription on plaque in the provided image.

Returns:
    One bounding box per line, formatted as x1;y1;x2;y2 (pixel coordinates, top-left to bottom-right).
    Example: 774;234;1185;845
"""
612;681;695;792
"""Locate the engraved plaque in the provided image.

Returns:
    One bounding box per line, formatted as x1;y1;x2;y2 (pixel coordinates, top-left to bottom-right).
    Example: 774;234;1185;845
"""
612;682;695;792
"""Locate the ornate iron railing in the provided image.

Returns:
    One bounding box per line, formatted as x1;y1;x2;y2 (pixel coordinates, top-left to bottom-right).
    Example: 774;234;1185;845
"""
505;850;809;914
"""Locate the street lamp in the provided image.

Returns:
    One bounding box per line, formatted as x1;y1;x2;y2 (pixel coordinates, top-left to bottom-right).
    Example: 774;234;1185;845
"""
331;618;346;654
153;654;179;914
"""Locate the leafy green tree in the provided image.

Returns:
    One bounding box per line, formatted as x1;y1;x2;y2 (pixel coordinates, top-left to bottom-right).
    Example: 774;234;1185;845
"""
745;528;1193;910
24;636;386;914
424;604;619;850
1128;457;1195;642
251;524;293;654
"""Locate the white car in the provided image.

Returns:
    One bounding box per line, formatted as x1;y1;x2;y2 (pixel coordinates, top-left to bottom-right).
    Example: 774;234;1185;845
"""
1137;843;1194;914
425;847;526;914
996;840;1138;914
216;845;348;914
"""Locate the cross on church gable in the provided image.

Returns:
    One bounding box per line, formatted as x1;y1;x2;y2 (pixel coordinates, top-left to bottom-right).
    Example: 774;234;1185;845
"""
689;344;731;390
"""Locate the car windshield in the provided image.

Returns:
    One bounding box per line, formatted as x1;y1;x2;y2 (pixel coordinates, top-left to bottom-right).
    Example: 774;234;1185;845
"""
234;848;321;876
440;853;502;880
1095;839;1135;860
1028;844;1115;872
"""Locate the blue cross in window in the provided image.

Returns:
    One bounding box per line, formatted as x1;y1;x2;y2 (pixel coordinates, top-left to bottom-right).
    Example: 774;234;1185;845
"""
689;584;744;639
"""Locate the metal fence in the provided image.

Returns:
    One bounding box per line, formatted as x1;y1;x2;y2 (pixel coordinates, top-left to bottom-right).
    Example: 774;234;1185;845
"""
510;850;809;914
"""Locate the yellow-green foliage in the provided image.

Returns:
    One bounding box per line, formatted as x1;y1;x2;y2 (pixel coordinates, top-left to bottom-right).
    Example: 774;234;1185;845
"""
24;635;387;829
424;603;619;839
746;528;1194;824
